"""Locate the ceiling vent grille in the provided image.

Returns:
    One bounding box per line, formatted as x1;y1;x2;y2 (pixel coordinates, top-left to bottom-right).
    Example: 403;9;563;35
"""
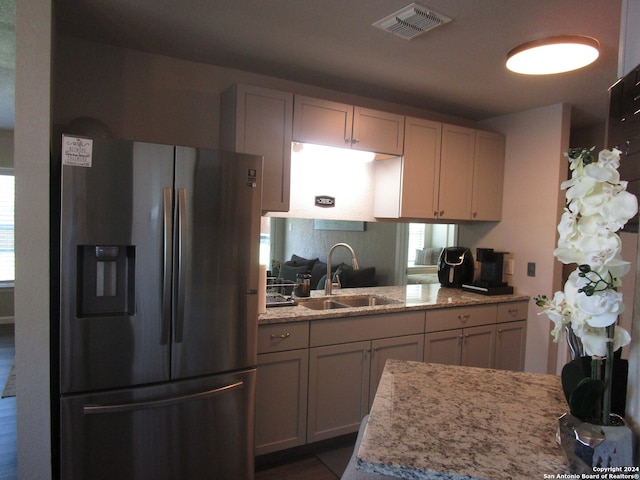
372;3;451;40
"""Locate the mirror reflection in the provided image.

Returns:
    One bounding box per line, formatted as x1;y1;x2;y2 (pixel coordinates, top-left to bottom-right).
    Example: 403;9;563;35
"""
260;217;457;288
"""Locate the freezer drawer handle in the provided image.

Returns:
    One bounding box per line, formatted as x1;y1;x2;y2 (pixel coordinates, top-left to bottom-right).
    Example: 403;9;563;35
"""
82;381;244;415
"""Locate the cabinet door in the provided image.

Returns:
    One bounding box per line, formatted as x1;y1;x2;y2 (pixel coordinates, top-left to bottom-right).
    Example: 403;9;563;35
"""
461;324;496;368
256;349;309;455
292;95;353;148
352;106;404;155
220;85;293;212
439;124;475;220
494;320;527;372
400;117;442;218
307;341;370;443
369;334;424;409
472;131;505;221
424;329;462;365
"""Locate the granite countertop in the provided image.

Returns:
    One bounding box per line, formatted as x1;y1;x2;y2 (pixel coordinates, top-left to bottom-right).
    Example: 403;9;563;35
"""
356;360;567;479
259;284;529;325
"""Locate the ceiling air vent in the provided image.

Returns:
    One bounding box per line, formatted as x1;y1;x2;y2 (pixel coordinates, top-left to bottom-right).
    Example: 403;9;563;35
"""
372;3;451;40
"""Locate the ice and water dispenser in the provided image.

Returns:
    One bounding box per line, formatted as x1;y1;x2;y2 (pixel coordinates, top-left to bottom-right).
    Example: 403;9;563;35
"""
77;245;136;317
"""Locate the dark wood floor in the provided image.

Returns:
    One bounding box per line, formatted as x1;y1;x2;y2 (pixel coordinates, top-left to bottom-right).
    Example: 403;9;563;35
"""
0;324;16;480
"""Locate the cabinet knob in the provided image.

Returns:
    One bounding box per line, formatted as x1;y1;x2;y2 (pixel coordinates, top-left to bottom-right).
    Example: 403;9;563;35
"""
345;138;351;144
458;314;470;323
270;332;290;340
351;138;360;144
434;211;438;217
473;212;477;218
508;309;518;316
439;210;445;216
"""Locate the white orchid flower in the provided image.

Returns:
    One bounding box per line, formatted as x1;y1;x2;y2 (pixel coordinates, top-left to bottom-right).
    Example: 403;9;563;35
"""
577;324;631;357
575;289;624;328
598;148;621;169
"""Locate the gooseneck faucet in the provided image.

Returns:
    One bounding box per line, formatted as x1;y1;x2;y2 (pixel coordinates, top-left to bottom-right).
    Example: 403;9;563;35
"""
325;243;360;296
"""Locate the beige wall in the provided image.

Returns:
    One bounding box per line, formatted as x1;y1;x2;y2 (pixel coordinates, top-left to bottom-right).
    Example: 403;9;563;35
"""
15;0;52;478
0;130;13;168
458;103;571;374
53;37;473;149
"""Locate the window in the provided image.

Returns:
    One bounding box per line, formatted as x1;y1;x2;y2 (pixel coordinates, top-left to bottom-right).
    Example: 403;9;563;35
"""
0;172;14;283
407;223;456;267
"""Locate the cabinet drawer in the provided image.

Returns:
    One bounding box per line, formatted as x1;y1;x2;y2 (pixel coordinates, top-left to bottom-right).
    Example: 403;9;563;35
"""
426;304;497;332
497;301;528;323
310;311;425;347
258;322;309;353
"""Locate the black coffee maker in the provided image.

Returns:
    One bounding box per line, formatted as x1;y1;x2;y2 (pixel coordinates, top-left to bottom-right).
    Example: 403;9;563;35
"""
437;247;474;288
462;248;514;295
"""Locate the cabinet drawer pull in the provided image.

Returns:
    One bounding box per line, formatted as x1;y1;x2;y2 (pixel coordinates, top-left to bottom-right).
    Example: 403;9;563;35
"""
458;314;470;322
508;309;519;316
270;333;291;339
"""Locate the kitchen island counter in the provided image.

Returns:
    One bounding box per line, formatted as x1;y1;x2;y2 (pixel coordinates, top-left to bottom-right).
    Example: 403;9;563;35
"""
258;284;529;325
356;359;567;479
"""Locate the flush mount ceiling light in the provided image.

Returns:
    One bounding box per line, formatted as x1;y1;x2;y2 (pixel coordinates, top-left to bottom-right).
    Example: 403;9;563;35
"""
506;35;600;75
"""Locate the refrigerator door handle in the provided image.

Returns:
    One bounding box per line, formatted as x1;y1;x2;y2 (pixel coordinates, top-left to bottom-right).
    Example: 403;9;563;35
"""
175;188;188;343
161;188;173;345
82;381;244;415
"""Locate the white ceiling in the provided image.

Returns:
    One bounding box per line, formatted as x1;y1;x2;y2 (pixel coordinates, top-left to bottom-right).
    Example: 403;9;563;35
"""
3;0;625;130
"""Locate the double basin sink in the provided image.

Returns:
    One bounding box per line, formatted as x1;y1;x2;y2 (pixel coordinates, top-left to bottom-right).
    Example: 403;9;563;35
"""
298;294;400;311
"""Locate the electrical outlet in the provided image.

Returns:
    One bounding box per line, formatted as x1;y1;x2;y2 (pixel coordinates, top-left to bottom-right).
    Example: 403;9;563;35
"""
527;262;536;277
504;259;514;275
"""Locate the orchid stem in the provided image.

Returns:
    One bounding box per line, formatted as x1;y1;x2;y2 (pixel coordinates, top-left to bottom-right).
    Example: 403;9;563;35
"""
602;325;615;426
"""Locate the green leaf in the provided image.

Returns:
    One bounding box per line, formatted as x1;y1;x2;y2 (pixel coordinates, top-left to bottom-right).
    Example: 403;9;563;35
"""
569;377;605;419
562;362;586;405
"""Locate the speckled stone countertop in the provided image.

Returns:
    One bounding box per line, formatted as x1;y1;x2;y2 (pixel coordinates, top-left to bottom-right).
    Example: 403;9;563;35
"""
258;284;529;325
356;360;567;479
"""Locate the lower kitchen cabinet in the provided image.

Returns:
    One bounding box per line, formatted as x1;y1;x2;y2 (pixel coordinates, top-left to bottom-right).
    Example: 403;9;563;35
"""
256;349;309;456
307;333;424;443
256;322;309;455
494;320;527;371
368;334;424;409
307;341;370;443
424;324;496;368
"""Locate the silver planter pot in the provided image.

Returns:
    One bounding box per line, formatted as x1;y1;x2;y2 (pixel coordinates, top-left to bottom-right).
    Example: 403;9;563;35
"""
557;413;635;473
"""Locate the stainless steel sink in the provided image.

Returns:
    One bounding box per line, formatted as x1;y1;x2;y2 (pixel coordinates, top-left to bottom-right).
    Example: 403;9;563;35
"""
298;299;349;310
299;294;399;310
335;295;398;307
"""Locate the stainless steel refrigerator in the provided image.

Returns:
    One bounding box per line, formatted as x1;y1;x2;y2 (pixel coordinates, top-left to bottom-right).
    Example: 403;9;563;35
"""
56;137;262;480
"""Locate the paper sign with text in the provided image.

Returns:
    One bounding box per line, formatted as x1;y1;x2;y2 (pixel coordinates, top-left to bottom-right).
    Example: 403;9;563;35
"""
62;136;93;167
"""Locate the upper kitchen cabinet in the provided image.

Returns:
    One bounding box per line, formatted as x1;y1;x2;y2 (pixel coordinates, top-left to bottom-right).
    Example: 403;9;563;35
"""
293;95;404;156
438;124;476;221
220;84;293;213
374;117;441;219
471;131;505;221
374;121;505;222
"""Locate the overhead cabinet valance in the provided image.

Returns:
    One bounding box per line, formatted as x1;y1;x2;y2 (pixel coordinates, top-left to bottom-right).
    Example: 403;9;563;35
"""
292;95;405;156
